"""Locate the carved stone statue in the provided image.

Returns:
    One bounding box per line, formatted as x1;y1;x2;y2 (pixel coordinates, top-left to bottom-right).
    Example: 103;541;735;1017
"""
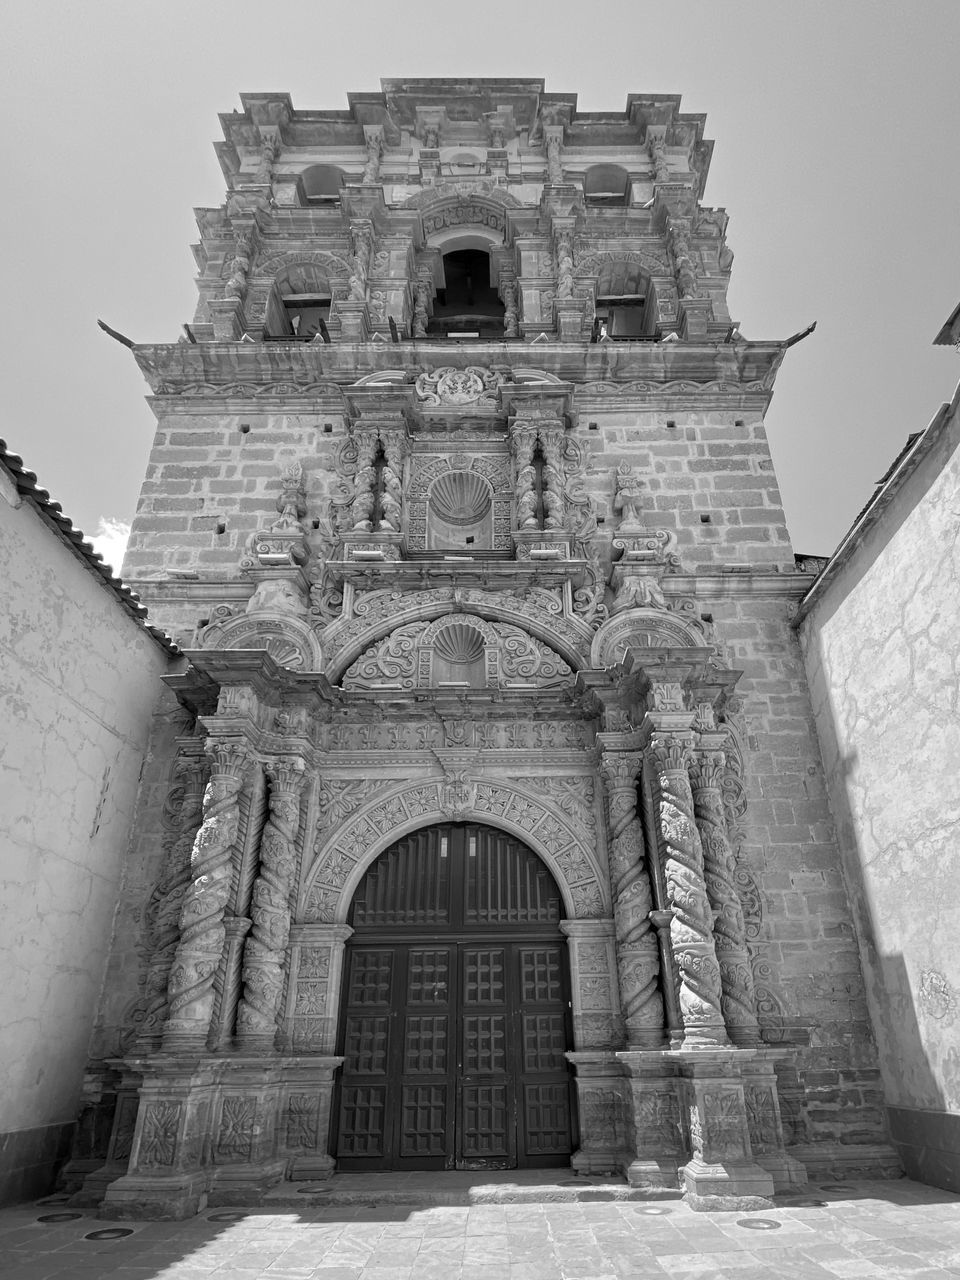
362;133;382;184
501;278;519;337
613;465;646;532
555;228;575;300
545;133;563;184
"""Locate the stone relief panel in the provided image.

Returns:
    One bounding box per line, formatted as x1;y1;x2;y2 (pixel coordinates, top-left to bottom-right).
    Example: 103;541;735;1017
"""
301;777;608;924
320;586;592;680
199;609;324;673
407;454;512;553
321;719;594;752
590;605;707;670
340;614;572;691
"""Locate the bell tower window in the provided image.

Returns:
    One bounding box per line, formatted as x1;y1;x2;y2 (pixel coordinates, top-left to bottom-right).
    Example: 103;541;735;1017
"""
264;263;331;342
428;249;505;339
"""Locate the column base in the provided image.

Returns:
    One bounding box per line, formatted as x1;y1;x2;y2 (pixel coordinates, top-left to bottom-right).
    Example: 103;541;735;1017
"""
289;1153;336;1181
623;1157;681;1190
100;1170;210;1221
681;1156;774;1210
209;1159;286;1206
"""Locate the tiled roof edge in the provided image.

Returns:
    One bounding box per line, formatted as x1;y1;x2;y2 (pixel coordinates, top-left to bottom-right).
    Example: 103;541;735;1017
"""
0;437;180;657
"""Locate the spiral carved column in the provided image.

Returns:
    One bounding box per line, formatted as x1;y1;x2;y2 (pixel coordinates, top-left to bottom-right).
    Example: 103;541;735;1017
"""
236;760;306;1050
136;754;208;1050
690;749;761;1046
649;734;729;1047
599;751;664;1048
162;741;249;1050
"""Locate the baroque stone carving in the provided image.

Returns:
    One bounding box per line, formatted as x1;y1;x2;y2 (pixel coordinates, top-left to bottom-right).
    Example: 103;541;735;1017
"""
199;609;323;673
139;1101;181;1168
599;752;664;1047
303;779;607;922
590;606;706;670
284;1094;321;1150
415;366;506;407
217;1096;256;1159
341;615;572;691
163;742;250;1048
648;735;728;1046
236;761;307;1047
131;756;208;1049
690;750;761;1046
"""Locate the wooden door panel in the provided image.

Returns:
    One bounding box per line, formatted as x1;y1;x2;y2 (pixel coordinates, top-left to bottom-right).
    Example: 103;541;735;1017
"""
336;825;575;1170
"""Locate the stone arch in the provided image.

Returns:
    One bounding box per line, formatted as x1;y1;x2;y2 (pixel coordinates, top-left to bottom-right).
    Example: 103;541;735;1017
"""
590;605;707;669
320;591;593;683
300;776;609;924
199;610;324;672
254;250;353;282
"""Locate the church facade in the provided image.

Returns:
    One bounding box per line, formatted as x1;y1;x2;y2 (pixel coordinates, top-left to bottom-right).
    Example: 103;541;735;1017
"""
77;80;898;1218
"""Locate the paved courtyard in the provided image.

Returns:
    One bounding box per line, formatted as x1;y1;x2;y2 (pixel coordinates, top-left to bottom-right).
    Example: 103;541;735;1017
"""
1;1177;959;1279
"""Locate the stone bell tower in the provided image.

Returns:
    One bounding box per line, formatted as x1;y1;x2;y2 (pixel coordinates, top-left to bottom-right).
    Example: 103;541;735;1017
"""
76;80;898;1218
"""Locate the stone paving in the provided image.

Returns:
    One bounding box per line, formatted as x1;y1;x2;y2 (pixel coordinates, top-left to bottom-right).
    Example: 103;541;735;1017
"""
1;1177;959;1279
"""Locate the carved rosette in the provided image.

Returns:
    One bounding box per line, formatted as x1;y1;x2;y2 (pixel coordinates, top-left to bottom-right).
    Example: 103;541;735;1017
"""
135;756;208;1048
689;750;761;1046
648;735;728;1047
163;741;249;1048
236;760;307;1048
599;752;663;1047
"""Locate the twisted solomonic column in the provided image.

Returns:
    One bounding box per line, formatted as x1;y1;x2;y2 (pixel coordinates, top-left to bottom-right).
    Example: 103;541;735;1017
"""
162;741;250;1050
599;752;665;1048
136;755;208;1049
690;749;761;1046
236;760;307;1049
648;734;729;1047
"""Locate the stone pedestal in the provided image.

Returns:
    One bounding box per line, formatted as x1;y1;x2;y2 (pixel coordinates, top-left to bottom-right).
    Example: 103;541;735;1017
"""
677;298;712;340
675;1051;774;1206
281;1058;345;1181
71;1065;142;1206
334;300;371;342
617;1051;684;1189
513;528;571;560
566;1052;630;1174
554;298;585;341
208;298;246;341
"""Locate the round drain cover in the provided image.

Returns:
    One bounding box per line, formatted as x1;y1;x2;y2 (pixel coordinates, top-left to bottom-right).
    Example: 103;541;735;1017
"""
737;1218;781;1230
84;1228;134;1240
208;1211;247;1221
37;1212;83;1224
297;1186;333;1194
634;1206;672;1216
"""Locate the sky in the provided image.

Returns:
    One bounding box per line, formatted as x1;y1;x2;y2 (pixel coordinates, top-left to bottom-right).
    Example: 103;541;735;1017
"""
2;0;959;569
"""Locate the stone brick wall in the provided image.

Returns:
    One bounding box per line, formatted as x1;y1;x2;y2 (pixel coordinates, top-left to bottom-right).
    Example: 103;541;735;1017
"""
798;382;960;1191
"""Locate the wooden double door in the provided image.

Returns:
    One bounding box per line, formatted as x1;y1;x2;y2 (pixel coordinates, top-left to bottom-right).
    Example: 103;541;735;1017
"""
334;823;576;1170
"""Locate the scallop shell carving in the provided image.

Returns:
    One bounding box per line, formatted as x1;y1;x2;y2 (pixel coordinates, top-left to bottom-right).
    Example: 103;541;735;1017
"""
433;622;485;665
429;471;493;525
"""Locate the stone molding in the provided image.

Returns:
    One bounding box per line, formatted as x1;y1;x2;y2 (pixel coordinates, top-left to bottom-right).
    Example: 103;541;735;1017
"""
300;774;610;923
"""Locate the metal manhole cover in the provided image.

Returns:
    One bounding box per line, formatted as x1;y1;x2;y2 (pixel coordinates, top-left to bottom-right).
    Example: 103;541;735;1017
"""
208;1211;247;1221
634;1206;672;1216
297;1185;333;1194
84;1228;134;1240
737;1218;781;1230
37;1212;83;1223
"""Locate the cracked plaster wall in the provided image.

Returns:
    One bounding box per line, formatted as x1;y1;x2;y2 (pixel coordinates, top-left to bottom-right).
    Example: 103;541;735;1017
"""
0;492;171;1139
799;386;960;1126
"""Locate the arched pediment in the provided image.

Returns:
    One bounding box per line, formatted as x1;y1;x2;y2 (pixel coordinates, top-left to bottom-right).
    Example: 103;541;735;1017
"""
199;610;324;673
590;605;707;669
301;777;608;923
403;180;521;210
254;250;352;281
340;613;573;691
320;587;593;682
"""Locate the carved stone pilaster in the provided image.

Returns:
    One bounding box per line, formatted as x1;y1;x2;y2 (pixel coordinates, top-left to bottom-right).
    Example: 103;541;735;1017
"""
413;267;432;337
648;733;729;1048
566;1052;631;1174
284;924;354;1054
598;752;664;1049
162;741;250;1050
690;748;761;1047
135;752;208;1050
361;127;383;184
543;125;564;184
537;421;567;530
508;417;540;532
560;919;622;1051
500;274;519;338
236;760;307;1050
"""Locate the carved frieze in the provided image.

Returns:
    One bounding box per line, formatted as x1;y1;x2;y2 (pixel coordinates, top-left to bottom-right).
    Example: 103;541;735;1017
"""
415;366;507;407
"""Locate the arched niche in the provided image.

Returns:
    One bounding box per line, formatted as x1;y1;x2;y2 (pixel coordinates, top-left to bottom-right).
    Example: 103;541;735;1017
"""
590;606;707;670
426;469;494;552
428;245;505;338
264;261;332;341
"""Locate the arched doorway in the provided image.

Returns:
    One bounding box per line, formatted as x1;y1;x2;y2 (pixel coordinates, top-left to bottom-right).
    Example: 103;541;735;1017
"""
332;822;577;1170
